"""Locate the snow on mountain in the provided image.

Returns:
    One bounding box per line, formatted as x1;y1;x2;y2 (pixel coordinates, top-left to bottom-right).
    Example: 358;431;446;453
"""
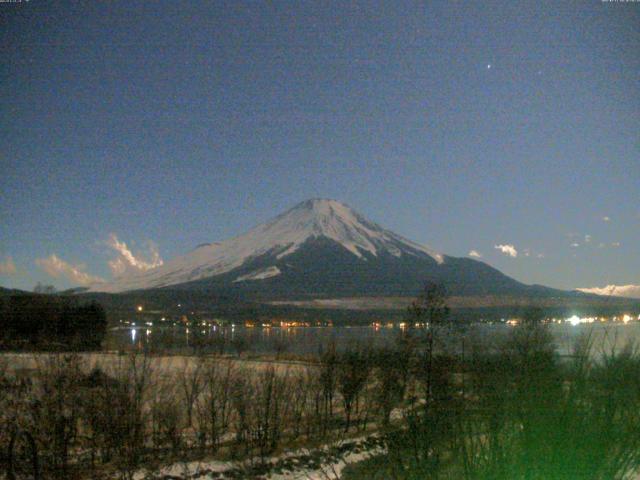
88;199;443;293
233;266;282;283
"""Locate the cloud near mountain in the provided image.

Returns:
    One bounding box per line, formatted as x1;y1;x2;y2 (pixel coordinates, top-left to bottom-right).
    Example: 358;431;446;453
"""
0;256;17;275
495;244;518;257
577;284;640;299
106;234;164;277
35;254;104;285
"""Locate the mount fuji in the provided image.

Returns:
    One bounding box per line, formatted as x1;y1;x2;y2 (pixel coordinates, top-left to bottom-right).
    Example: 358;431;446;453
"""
88;199;559;299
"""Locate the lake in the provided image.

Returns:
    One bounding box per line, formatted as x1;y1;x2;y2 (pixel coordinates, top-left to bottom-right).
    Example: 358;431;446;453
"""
104;321;640;357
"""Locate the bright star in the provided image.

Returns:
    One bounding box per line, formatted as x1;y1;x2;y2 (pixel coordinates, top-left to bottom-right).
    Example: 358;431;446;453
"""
487;64;492;69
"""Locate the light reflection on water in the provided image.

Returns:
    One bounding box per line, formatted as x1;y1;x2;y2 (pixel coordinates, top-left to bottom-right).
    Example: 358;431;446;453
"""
106;322;640;357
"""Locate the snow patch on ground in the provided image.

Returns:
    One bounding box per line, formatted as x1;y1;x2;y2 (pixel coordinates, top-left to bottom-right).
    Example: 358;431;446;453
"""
132;434;385;480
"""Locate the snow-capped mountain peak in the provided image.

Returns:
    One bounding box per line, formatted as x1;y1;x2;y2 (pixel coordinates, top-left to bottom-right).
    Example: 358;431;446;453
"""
89;199;443;293
262;198;442;261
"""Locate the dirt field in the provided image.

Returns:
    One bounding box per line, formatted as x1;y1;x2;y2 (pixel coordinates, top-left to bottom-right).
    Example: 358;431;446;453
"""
0;351;314;377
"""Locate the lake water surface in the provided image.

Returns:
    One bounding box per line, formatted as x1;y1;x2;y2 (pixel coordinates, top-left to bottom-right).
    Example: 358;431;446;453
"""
105;321;640;357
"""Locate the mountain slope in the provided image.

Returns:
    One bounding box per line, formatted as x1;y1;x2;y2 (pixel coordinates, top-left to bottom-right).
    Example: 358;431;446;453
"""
88;199;557;298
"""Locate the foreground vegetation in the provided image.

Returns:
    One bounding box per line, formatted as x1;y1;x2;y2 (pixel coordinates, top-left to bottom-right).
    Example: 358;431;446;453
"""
1;346;393;479
2;284;640;479
345;299;640;479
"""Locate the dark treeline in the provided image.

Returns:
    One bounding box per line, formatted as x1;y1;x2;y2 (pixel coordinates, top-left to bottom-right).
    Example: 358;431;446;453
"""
0;294;107;350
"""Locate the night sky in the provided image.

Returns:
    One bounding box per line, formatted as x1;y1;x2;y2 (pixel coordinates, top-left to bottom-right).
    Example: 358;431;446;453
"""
1;1;638;293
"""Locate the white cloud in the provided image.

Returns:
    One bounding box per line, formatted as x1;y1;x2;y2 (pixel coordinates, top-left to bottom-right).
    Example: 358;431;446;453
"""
494;244;518;258
106;233;163;277
35;254;104;286
0;256;17;275
611;242;621;248
576;284;640;299
468;250;482;258
570;242;580;248
536;253;545;258
603;216;611;222
584;234;592;243
523;248;531;257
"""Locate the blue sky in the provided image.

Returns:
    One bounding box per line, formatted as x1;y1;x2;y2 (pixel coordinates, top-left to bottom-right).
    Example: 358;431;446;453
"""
1;0;638;292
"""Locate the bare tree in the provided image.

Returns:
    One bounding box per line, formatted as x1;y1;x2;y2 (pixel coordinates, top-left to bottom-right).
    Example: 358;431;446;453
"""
406;282;450;403
318;342;338;437
110;352;155;480
337;346;371;432
33;283;56;294
179;357;204;428
33;354;83;478
373;343;412;427
150;377;183;455
194;359;236;452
